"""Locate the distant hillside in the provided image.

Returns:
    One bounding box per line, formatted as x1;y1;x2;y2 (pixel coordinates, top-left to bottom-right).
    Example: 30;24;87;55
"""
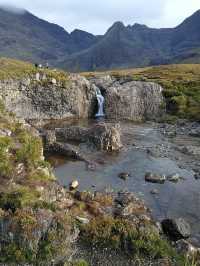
62;10;200;71
0;7;98;65
0;6;200;70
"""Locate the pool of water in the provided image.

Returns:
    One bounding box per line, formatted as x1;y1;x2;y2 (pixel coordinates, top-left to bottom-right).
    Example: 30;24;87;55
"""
50;121;200;235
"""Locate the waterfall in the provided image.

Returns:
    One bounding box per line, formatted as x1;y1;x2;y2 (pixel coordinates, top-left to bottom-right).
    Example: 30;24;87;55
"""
95;88;105;117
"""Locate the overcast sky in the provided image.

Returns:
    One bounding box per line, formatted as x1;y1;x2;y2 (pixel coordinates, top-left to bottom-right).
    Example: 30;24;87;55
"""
0;0;199;34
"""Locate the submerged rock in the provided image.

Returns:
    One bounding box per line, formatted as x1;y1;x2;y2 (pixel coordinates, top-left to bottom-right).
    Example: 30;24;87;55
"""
118;172;130;180
161;218;191;241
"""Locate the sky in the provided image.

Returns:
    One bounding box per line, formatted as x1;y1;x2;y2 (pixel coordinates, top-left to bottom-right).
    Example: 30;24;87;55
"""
0;0;199;34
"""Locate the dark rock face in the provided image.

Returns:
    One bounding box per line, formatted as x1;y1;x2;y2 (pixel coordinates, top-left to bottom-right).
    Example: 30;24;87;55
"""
91;76;165;121
0;74;97;120
162;218;191;241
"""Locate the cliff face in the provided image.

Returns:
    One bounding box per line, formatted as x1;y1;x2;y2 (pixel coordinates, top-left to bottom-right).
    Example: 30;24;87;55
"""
0;71;164;122
0;73;97;121
91;76;165;121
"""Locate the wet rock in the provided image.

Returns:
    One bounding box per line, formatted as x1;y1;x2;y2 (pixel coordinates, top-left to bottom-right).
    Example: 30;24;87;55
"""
145;172;166;184
150;189;159;195
118;172;130;180
161;218;191;241
167;173;181;183
69;180;79;190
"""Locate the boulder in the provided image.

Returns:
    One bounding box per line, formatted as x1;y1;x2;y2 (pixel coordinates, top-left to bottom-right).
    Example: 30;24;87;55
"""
145;172;166;184
161;218;191;241
56;122;123;152
70;180;79;190
89;123;122;151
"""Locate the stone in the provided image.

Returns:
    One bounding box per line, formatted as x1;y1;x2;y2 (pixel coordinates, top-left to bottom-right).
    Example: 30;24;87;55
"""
91;76;165;121
161;218;191;241
145;172;166;184
0;74;97;121
76;216;90;224
118;172;130;180
167;173;181;183
51;78;57;84
69;180;79;190
175;239;199;258
150;189;159;195
56;122;122;152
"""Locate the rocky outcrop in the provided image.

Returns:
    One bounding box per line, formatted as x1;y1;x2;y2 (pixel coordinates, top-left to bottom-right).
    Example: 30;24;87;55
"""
91;76;165;121
0;73;97;120
55;122;123;152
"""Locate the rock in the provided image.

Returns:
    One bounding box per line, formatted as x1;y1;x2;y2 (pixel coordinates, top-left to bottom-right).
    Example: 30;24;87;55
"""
91;77;165;121
69;180;79;190
0;74;97;121
161;218;191;241
76;216;90;224
56;122;122;152
0;129;12;137
89;123;123;152
118;172;130;180
51;78;57;84
167;173;181;183
177;145;200;156
150;189;159;195
145;172;166;184
175;239;199;257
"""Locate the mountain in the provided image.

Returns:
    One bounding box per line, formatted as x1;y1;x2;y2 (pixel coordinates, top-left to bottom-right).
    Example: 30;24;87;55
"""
61;10;200;71
0;6;200;70
0;6;98;65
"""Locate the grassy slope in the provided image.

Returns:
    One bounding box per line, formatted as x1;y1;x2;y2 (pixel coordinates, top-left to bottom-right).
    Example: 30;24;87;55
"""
83;64;200;121
0;57;69;84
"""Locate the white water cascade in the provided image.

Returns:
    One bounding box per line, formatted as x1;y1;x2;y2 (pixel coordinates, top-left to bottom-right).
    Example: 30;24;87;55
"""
95;88;105;117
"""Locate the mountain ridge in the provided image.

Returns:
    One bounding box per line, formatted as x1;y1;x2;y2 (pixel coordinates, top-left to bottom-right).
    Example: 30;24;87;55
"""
0;6;200;70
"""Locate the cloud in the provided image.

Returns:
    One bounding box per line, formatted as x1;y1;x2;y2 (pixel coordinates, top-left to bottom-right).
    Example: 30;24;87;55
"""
0;0;199;34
